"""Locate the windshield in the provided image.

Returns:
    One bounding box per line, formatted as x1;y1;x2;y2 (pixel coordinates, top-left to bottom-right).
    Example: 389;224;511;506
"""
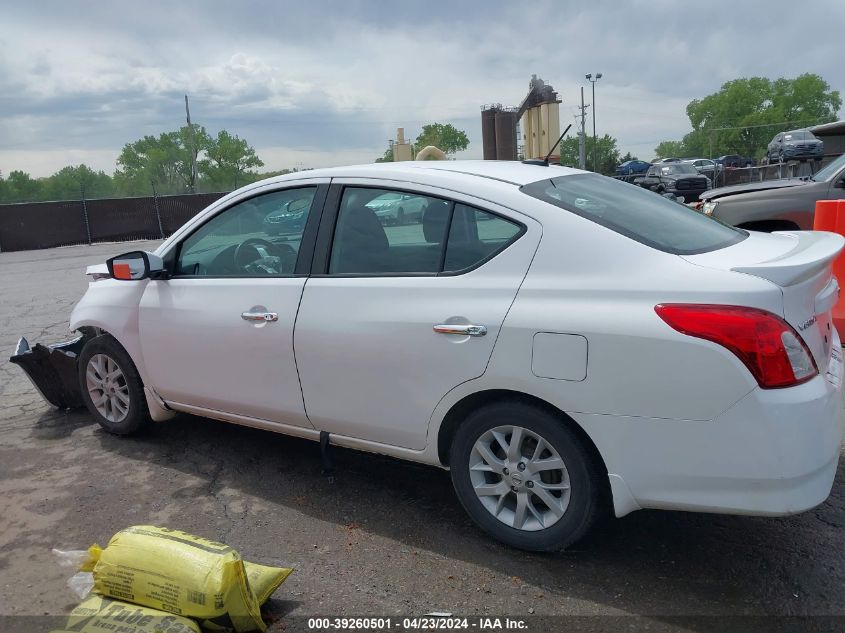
520;174;746;255
660;164;697;176
813;153;845;182
784;130;814;141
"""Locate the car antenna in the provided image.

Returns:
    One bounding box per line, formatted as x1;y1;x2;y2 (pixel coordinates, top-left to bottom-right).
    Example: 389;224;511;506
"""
522;124;572;167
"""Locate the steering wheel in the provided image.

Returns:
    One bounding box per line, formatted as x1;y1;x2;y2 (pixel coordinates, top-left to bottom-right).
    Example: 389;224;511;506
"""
233;238;296;273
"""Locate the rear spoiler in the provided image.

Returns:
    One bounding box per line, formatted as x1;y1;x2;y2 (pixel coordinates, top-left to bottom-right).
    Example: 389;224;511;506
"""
731;231;845;287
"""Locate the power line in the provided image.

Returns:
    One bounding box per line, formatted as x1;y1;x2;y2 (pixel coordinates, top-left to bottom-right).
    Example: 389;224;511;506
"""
703;118;824;132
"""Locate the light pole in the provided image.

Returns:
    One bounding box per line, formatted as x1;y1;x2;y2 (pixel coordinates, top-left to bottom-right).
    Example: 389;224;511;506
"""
586;73;602;172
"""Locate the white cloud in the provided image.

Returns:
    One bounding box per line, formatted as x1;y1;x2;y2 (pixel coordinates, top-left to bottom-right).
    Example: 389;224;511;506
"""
0;0;842;177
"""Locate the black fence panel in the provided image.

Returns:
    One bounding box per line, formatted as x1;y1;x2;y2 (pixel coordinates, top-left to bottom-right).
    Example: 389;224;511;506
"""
86;197;161;243
0;200;89;251
0;192;228;252
158;192;227;235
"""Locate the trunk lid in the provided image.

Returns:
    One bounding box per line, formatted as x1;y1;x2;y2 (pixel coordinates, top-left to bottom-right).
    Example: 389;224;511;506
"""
683;230;845;373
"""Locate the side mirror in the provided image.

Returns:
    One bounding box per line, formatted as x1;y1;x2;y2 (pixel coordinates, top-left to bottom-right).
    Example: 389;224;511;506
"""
106;251;167;280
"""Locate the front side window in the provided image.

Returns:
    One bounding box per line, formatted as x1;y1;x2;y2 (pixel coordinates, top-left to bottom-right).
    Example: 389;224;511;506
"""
520;174;746;255
814;153;845;182
177;187;317;276
328;188;523;275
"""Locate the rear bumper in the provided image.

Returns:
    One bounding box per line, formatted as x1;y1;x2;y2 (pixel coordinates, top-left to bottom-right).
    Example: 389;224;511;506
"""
578;366;844;518
9;335;86;409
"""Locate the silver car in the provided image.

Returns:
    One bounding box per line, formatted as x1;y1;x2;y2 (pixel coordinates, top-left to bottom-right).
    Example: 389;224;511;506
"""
366;192;428;225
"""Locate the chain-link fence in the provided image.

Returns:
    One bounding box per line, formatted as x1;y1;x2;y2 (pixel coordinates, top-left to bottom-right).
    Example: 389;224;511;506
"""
0;192;227;252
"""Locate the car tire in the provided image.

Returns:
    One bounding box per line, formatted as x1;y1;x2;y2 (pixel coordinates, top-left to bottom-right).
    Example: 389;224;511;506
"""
449;401;604;551
78;335;151;436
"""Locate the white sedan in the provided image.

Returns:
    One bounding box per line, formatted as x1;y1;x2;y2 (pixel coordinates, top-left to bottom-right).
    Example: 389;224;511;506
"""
12;161;845;551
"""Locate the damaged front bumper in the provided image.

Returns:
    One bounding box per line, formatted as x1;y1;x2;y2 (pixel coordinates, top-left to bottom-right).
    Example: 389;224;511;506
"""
9;333;91;409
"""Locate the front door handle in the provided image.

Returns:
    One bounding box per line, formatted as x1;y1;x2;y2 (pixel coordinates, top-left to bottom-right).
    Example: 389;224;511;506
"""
433;323;487;337
241;311;278;322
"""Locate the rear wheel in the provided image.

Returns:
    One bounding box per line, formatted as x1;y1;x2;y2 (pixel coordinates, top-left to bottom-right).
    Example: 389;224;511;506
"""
78;335;150;435
449;401;604;551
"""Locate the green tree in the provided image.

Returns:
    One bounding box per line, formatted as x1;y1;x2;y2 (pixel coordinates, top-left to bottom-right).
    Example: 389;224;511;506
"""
374;147;394;163
559;134;621;175
3;170;43;203
199;130;264;190
43;165;114;201
653;140;690;159
656;74;841;159
415;123;469;155
114;124;212;196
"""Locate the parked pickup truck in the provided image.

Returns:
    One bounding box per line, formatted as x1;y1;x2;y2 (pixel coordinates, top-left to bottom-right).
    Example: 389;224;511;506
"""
638;162;710;201
699;153;845;230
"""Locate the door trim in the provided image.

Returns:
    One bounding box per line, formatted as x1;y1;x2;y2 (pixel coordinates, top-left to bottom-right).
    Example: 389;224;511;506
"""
167;401;321;439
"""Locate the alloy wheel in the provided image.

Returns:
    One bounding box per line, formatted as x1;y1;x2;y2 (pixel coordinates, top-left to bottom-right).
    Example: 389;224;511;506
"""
469;425;571;531
85;353;130;423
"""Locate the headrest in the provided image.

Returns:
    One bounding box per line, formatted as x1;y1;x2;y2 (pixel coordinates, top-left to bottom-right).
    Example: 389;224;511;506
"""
422;199;450;243
336;205;389;252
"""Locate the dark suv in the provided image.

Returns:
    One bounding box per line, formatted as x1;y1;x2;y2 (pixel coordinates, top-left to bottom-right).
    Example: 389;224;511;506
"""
637;163;710;201
766;129;824;163
715;154;756;168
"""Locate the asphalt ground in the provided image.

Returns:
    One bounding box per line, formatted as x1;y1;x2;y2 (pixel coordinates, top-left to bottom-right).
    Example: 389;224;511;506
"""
0;241;843;633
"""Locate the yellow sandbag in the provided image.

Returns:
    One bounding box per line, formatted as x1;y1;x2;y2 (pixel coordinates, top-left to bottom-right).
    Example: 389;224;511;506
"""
89;526;264;632
244;561;294;605
52;594;200;633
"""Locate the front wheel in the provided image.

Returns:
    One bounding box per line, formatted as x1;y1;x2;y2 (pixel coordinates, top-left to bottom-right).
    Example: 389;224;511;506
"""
78;335;150;435
449;401;604;551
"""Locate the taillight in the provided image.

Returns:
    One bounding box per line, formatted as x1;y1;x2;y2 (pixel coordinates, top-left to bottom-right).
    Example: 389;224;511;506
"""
655;304;818;389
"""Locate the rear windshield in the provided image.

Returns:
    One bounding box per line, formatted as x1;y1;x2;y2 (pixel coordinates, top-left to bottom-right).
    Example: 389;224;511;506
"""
520;174;746;255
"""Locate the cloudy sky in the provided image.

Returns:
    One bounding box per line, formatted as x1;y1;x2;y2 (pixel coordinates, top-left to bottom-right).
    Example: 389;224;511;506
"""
1;0;843;177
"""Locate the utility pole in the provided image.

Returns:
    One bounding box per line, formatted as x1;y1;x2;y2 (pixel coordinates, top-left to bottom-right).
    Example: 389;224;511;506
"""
586;73;602;172
185;94;198;194
577;86;590;170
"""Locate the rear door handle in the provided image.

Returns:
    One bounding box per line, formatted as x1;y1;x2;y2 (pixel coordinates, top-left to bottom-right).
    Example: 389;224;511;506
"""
433;324;487;337
241;311;278;322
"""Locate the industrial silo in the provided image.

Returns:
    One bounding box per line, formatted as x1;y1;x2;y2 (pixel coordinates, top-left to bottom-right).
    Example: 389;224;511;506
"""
481;108;498;160
494;110;518;161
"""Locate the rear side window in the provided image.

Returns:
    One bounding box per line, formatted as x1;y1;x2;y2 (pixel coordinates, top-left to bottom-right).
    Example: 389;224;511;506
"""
520;174;746;255
444;205;521;272
327;187;523;275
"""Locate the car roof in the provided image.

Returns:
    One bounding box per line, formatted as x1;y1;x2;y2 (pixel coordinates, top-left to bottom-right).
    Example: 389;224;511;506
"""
258;160;586;188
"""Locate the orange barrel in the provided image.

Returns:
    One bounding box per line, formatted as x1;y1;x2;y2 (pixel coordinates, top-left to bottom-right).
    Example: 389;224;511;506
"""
814;199;839;232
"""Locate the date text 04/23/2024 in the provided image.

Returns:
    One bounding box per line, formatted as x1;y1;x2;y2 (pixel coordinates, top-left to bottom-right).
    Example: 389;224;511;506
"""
306;617;528;630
